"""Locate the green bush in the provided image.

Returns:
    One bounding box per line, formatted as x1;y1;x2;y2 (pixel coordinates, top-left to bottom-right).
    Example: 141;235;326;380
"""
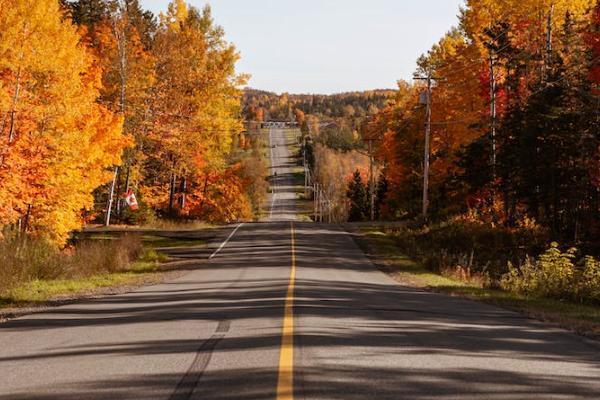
501;243;575;298
580;256;600;301
501;243;600;303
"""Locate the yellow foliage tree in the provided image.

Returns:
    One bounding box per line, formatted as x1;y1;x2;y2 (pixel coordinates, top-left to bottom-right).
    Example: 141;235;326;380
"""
143;1;246;216
87;7;156;208
0;0;127;244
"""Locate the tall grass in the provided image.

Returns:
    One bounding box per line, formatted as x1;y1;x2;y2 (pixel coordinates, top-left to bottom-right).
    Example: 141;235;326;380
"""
384;220;548;283
0;235;143;298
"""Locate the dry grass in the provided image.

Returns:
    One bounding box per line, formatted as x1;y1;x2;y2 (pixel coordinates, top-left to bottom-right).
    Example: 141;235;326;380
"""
0;235;143;298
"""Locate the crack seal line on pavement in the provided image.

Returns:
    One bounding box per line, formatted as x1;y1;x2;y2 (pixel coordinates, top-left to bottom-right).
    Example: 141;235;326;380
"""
277;221;296;400
169;320;230;400
209;223;244;260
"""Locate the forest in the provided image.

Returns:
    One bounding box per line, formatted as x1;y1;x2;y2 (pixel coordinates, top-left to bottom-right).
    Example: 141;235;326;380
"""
331;0;600;303
335;1;600;246
243;89;394;122
0;0;266;246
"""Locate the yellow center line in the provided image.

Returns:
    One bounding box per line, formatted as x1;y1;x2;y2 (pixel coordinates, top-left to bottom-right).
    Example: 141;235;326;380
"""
277;221;296;400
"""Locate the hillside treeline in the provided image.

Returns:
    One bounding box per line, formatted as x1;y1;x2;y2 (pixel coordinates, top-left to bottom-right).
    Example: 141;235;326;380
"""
244;89;394;150
243;89;394;123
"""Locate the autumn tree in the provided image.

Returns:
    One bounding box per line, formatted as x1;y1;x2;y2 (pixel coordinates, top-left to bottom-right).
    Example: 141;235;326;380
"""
368;0;599;244
0;0;126;244
142;0;246;219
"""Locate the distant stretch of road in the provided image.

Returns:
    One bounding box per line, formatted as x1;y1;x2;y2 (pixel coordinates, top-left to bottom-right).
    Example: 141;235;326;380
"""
0;128;599;399
267;127;299;222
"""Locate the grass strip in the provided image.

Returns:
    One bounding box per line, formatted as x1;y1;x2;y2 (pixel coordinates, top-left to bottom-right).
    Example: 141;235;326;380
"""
0;237;204;311
2;261;159;305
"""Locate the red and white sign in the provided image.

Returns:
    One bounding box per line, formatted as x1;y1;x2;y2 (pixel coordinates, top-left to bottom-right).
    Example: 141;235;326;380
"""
123;189;139;211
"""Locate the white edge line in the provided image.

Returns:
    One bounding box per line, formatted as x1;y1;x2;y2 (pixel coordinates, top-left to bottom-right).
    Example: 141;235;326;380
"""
209;223;245;260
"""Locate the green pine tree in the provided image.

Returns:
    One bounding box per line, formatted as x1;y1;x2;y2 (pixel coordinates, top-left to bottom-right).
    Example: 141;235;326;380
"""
347;170;369;222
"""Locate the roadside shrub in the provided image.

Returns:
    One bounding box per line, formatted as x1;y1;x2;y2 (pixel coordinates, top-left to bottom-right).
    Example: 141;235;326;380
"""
0;239;24;295
386;220;547;281
536;243;576;298
501;243;600;303
68;234;142;275
580;257;600;302
0;237;62;294
501;243;576;299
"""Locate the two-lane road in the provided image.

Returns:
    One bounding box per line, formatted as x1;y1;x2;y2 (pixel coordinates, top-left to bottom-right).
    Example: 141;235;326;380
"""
267;127;299;222
1;128;599;399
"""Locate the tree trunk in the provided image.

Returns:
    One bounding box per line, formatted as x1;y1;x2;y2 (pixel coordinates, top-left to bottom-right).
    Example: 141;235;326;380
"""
198;176;209;212
169;172;177;214
179;177;187;210
4;68;22;144
21;204;32;235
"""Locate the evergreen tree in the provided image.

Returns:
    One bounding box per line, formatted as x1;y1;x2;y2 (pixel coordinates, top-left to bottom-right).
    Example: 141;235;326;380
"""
347;170;369;222
375;170;388;220
64;0;109;28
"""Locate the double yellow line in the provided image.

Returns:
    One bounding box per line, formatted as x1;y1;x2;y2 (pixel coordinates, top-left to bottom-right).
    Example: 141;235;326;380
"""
276;222;296;400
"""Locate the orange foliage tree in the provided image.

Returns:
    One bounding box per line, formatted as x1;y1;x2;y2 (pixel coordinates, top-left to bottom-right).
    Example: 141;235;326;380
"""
140;1;247;219
0;0;127;244
369;0;599;242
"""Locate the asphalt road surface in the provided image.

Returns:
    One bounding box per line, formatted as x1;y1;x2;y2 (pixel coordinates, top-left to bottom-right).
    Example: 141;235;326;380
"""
266;127;300;222
0;128;599;399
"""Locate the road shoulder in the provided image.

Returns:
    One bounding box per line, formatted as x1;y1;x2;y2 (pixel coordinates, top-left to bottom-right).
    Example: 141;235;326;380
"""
0;225;238;323
348;225;600;342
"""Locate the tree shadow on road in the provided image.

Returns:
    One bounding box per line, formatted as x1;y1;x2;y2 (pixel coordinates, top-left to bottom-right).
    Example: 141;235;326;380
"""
1;223;599;399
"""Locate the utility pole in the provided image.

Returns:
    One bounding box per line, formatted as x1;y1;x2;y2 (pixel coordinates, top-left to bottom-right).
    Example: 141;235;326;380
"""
303;136;309;196
119;165;131;219
413;74;437;219
106;2;128;226
360;114;386;222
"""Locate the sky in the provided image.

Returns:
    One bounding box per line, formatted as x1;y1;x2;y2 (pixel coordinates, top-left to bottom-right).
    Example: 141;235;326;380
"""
140;0;465;94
